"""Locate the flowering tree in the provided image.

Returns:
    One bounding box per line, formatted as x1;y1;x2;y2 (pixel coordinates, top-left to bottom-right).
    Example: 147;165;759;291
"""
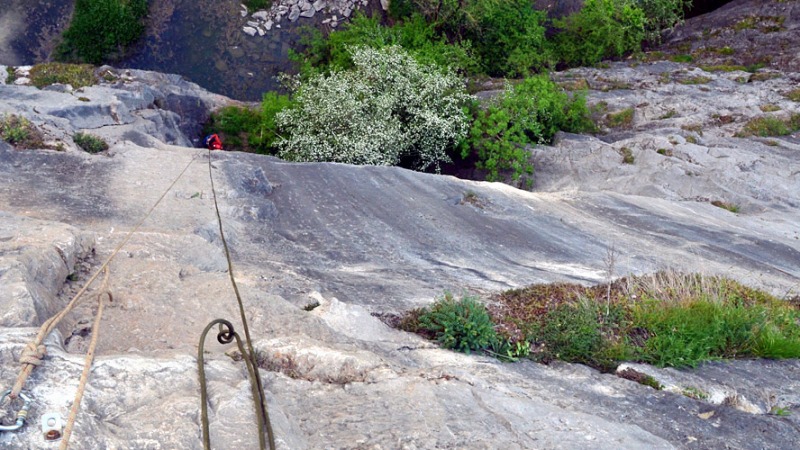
276;45;472;172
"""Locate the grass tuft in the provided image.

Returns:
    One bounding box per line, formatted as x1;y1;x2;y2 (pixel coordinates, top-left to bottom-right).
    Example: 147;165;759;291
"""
606;108;634;128
620;147;634;164
711;200;740;213
0;114;46;149
28;63;97;89
736;115;800;137
73;132;108;153
396;272;800;370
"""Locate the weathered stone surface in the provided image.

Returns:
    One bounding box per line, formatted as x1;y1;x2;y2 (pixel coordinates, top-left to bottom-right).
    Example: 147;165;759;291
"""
664;0;800;73
242;26;257;36
1;27;799;448
288;6;301;21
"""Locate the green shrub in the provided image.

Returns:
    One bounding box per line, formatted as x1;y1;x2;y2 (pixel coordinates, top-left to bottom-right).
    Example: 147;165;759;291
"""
294;14;479;75
73;132;108;153
28;63;97;89
486;271;800;370
277;46;471;172
529;299;621;369
465;75;593;182
0;114;45;149
470;0;551;77
416;292;497;354
553;0;646;67
243;0;270;10
638;0;692;43
56;0;148;64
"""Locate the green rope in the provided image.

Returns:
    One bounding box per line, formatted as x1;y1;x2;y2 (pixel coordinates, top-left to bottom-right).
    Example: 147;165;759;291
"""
199;150;276;450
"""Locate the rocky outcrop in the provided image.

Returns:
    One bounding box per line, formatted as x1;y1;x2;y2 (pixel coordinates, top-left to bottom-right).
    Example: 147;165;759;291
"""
1;43;799;450
243;0;377;34
663;0;800;73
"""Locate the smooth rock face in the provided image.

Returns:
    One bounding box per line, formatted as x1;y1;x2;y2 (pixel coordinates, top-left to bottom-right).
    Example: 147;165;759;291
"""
1;28;800;450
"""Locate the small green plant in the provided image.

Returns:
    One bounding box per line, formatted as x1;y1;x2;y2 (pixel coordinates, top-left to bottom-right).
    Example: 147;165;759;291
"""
657;148;673;156
682;386;709;400
700;65;747;73
606;108;634;128
659;110;677;120
749;72;781;82
73;132;108;153
736;115;800;137
618;368;662;390
770;406;791;417
718;46;735;55
711;200;740;213
678;75;712;85
415;292;497;354
5;66;16;84
302;301;320;311
785;89;800;102
0;114;45;149
620;147;635;164
681;124;704;136
28;63;97;89
669;54;693;63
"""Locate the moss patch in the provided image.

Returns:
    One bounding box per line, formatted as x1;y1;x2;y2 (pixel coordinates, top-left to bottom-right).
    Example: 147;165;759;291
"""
28;63;97;89
606;108;634;128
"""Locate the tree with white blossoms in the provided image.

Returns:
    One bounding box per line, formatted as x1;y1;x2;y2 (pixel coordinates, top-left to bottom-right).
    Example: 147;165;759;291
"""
276;45;472;171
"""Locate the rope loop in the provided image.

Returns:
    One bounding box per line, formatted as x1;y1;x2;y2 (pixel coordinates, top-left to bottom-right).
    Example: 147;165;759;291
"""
19;343;46;367
215;320;236;345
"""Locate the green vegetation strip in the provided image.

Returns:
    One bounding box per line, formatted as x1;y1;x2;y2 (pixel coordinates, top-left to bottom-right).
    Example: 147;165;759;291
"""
56;0;148;64
398;272;800;370
28;63;97;89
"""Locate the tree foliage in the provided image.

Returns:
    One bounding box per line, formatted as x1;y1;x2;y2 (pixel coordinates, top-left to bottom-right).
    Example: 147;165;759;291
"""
277;46;471;171
465;75;592;183
553;0;646;67
56;0;148;64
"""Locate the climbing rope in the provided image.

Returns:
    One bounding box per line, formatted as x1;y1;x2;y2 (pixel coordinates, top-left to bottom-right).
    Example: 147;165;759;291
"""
2;151;202;443
198;149;276;450
7;151;201;401
60;270;111;450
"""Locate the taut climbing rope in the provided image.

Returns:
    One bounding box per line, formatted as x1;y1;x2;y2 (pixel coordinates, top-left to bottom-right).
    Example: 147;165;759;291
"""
197;149;276;450
197;150;275;450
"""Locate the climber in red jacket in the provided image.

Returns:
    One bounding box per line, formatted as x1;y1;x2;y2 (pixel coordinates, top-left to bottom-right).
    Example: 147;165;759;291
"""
203;133;223;150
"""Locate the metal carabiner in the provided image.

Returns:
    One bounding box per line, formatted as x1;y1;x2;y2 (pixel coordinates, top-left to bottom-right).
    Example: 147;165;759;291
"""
0;390;32;432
